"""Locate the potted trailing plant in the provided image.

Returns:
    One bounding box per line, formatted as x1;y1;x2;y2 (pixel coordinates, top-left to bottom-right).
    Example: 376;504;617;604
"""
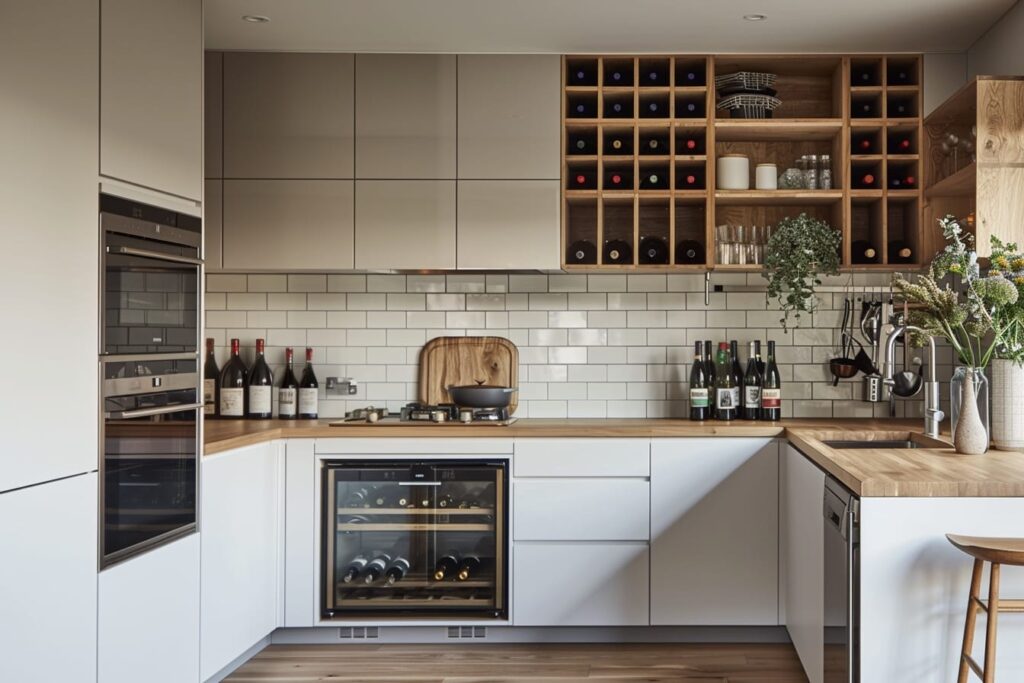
986;236;1024;450
763;213;841;330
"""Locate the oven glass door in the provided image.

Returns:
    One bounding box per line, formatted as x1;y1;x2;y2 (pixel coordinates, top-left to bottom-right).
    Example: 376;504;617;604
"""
102;389;199;567
103;232;200;356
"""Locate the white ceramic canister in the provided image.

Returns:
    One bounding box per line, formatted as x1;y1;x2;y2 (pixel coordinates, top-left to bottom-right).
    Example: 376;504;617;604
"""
755;163;778;190
717;154;750;190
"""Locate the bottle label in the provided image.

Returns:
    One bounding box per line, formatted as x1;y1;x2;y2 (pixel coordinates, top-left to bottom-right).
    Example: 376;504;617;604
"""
716;388;736;410
689;387;709;408
249;386;271;415
203;379;216;414
279;388;297;417
219;387;244;417
299;387;319;416
744;386;762;409
761;388;782;408
730;387;740;410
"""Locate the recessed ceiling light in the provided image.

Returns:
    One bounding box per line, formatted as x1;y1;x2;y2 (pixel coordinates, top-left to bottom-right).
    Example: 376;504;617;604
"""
743;13;768;21
242;14;270;23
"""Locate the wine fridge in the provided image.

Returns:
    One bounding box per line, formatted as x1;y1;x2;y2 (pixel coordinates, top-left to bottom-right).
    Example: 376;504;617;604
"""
321;460;507;619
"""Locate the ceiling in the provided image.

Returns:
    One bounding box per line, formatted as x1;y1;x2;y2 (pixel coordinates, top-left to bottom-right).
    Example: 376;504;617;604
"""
205;0;1017;54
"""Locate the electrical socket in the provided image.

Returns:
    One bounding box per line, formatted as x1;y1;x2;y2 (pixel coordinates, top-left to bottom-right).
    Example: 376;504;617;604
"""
325;377;358;396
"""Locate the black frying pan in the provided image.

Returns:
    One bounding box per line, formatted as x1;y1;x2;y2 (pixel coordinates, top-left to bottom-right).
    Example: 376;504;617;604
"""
447;384;518;408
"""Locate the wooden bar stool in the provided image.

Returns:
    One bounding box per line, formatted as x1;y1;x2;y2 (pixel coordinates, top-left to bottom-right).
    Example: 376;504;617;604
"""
947;534;1024;683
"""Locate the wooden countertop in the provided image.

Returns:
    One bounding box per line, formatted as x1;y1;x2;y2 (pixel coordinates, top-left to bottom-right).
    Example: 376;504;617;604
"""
203;418;1024;498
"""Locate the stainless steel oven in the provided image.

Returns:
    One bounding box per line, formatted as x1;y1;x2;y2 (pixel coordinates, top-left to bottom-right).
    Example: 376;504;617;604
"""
100;193;201;356
824;475;860;683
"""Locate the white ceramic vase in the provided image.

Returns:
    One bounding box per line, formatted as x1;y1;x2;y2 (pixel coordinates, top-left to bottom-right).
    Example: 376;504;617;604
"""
954;367;989;455
991;358;1024;450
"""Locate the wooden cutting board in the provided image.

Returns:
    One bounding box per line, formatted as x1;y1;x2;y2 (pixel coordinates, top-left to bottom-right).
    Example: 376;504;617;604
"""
418;336;519;413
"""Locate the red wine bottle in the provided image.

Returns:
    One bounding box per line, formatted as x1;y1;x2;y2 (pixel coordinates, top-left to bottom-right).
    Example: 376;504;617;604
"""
675;239;705;264
299;347;319;419
677;135;704;154
729;340;744;419
603;240;632;265
889;173;916;189
888;135;913;154
279;347;299;420
851;133;878;155
218;338;247;418
604;168;633;190
246;338;273;419
567;240;597;265
760;341;781;421
689;341;710;421
854;172;878;189
744;341;763;421
639;236;669;265
569;170;596;190
703;340;716;419
203;337;219;417
676;168;705;190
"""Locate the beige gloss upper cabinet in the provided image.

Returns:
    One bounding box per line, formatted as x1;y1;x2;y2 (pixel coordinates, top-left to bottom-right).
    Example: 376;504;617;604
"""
355;55;457;179
204;180;223;270
205;52;223;179
457;55;561;180
224;53;354;179
457;181;560;269
100;0;203;201
355;181;456;270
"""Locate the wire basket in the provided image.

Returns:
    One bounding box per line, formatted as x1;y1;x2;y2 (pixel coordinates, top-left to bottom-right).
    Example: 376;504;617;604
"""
714;71;777;91
716;94;783;119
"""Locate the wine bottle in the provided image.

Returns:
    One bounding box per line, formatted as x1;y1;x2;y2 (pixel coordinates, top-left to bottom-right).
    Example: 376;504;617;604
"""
851;133;878;155
638;236;669;265
345;486;370;508
384;556;411;586
570;99;596;118
604;168;633;190
678;68;704;86
640;171;668;190
888;98;913;117
703;340;716;419
852;66;878;85
888;173;916;190
203;337;219;417
641;100;664;118
678;99;701;118
851;240;879;264
341;555;368;584
246;338;273;419
279;347;298;420
603;240;632;265
298;347;319;419
760;340;782;421
675;239;705;265
642;64;667;85
434;552;460;580
606;99;632;118
457;555;482;581
569;63;596;86
373;486;393;507
676;168;705;190
218;338;247;418
714;342;737;421
888;240;914;264
852;99;880;118
744;341;763;421
566;240;597;265
605;67;632;86
729;340;744;419
604;133;632;155
569;170;596;190
437;492;455;508
677;135;704;154
689;341;710;421
854;172;878;189
363;553;392;584
888;135;913;154
640;134;668;155
887;65;912;85
567;132;596;155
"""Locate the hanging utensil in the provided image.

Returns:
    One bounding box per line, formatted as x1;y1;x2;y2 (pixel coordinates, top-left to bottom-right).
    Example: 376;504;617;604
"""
830;297;858;385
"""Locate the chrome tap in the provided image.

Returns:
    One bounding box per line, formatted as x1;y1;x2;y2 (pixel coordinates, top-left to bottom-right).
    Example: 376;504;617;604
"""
883;324;944;438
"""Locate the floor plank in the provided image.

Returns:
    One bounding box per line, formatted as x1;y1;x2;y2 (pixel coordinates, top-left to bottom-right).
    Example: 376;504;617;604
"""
226;643;810;682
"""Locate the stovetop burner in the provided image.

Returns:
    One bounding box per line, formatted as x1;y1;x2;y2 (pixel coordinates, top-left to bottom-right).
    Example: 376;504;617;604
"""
338;403;515;425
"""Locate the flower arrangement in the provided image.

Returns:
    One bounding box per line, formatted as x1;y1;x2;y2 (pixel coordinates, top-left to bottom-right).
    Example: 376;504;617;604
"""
763;213;841;330
893;216;1020;368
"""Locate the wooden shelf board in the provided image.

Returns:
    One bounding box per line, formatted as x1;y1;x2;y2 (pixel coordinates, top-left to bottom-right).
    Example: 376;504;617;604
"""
603;86;635;94
713;264;764;272
888;189;922;201
714;119;843;141
850;118;887;127
602;154;634;162
924;162;976;198
850;86;883;93
638;155;672;162
674;155;707;162
565;117;600;125
674;190;707;202
886;154;920;161
601;190;637;200
565;155;598;162
714;190;844;206
673;119;709;128
850;190;884;200
565;86;598;93
562;263;709;272
675;86;708;94
850;155;884;161
887;85;921;93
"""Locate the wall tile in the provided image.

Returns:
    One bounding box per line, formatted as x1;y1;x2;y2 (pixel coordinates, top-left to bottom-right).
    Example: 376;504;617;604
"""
227;293;267;310
328;274;367;292
587;274;627;292
426;293;465;311
247;274;288;292
288;274;327;292
207;273;247;292
367;274;406;292
306;293;347;310
268;293;307;310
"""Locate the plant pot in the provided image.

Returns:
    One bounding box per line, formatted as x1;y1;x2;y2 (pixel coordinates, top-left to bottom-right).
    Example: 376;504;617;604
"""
991;359;1024;450
951;366;989;444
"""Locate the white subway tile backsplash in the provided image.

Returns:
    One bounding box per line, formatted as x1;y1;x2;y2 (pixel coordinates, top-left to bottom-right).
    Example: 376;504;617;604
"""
207;310;247;328
367;274;406;292
568;364;607;382
307;328;347;346
367;346;406;364
227;293;267;310
588;311;627;328
367;311;406;328
306;293;348;310
568;328;607;346
548;274;588;293
267;293;307;310
568;400;607;418
485;274;508;293
247;311;287;328
509;274;548;292
567;293;607;310
529;364;568;382
485;311;509;328
628;346;666;364
548;311;588;328
407;311;445;328
406;275;446;293
267;329;307;347
548;346;587;364
288;310;327;328
608;364;647;382
387;329;426;346
588;346;628;364
588;382;627;400
608;293;648;310
466;294;505;311
587;274;627;292
529;328;568;347
446;311;486;329
327;274;367;292
528;293;568;310
347;293;388;310
247;274;288;292
386;293;426;311
205;292;226;310
527;401;567;418
549;382;588;400
426;293;465;311
608;328;646;346
627;310;666;328
327;311;367;328
627;274;667;292
347;329;387;347
207;274;248;293
446;274;486;293
288;274;327;292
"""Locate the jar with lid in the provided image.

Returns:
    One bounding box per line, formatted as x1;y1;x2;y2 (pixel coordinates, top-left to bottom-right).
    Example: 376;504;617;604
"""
819;155;832;190
803;154;819;190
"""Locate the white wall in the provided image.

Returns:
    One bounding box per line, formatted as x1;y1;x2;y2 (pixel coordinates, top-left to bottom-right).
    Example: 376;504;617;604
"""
923;52;968;115
968;0;1024;76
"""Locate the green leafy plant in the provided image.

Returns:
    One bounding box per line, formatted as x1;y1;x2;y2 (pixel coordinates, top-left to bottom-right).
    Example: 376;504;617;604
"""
987;236;1024;365
763;213;841;329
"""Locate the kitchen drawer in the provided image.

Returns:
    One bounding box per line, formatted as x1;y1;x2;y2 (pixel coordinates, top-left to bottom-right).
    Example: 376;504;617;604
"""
514;479;649;541
513;542;649;626
514;439;649;477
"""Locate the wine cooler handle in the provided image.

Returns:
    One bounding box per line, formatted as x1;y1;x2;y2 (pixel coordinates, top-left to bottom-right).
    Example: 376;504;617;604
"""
106;402;203;419
397;481;441;487
111;245;203;266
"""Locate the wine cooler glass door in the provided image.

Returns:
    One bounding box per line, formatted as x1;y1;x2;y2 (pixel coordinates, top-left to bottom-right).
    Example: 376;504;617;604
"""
323;461;506;619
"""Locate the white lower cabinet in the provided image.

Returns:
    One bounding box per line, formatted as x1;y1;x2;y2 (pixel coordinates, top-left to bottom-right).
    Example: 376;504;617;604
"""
201;442;282;680
0;473;97;683
650;438;779;626
99;533;200;683
514;479;649;541
513;542;649;626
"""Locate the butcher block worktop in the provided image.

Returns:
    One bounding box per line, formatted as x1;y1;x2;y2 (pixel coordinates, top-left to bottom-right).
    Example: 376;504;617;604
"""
203;418;1024;497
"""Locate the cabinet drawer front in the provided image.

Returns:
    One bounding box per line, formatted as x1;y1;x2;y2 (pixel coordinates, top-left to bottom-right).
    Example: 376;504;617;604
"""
513;542;649;626
514;439;649;477
514;480;649;541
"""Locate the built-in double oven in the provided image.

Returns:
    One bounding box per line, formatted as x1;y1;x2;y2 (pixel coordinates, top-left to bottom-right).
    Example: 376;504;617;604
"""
99;193;202;568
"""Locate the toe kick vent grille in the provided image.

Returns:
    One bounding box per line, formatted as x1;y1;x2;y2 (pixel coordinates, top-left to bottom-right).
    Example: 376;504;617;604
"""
339;627;379;639
447;626;487;639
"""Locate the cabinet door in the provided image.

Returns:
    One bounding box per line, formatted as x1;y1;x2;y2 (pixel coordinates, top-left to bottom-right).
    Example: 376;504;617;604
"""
514;479;649;541
223;180;354;270
355;54;457;179
99;534;200;683
201;443;281;680
224;52;354;179
457;55;560;180
456;180;560;270
206;51;223;179
782;445;826;683
205;179;223;270
0;474;97;682
650;438;779;626
355;180;456;269
101;0;203;200
513;543;649;626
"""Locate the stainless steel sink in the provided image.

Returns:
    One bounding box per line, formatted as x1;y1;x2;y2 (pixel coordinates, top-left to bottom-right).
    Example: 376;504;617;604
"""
822;439;920;449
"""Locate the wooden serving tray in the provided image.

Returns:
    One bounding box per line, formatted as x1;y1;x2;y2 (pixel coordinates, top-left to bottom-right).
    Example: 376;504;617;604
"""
418;336;519;414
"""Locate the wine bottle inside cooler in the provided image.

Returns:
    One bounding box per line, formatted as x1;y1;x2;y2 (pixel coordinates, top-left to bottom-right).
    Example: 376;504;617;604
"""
888;134;913;155
203;338;219;417
603;168;633;190
675;239;705;265
603;239;632;265
566;240;597;265
278;347;299;420
362;553;393;584
341;555;368;584
888;172;916;190
218;338;247;418
638;236;669;265
384;556;411;586
760;341;782;421
434;552;460;580
246;338;273;419
298;347;319;419
851;240;880;264
689;341;710;421
457;555;483;581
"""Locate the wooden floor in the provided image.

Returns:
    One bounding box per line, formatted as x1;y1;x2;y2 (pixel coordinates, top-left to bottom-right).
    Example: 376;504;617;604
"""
226;643;811;682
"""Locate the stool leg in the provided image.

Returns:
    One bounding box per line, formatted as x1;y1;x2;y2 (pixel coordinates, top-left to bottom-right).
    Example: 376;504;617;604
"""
959;559;984;683
984;562;1001;683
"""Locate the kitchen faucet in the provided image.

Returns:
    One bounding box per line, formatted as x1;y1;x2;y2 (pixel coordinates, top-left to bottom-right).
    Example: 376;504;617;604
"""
883;323;945;438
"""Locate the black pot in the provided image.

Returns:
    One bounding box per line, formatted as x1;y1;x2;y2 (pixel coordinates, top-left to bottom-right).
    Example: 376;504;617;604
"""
447;384;517;408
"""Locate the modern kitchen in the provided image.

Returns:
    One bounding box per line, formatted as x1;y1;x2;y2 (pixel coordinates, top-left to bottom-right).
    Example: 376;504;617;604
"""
5;1;1024;682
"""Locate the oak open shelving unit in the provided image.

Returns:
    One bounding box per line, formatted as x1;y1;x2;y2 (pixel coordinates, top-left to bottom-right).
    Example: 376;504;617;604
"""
561;54;926;272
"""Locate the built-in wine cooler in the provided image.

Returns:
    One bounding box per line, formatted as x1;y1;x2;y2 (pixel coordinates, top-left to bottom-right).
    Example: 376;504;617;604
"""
321;460;508;620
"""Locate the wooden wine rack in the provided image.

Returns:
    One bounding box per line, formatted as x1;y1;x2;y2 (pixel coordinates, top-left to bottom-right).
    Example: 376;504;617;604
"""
561;54;925;272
